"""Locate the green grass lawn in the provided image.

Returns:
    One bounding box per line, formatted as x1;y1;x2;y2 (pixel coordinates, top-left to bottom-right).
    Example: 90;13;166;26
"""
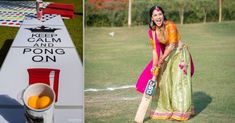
85;21;235;123
0;0;83;68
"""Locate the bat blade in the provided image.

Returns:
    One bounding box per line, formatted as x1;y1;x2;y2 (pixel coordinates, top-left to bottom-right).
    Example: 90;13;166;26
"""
134;94;152;123
135;80;156;123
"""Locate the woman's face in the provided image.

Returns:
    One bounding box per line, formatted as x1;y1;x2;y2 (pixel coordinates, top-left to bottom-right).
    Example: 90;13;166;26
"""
152;9;164;27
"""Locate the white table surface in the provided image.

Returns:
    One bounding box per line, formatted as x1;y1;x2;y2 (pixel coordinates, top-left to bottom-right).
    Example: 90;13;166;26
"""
0;14;83;123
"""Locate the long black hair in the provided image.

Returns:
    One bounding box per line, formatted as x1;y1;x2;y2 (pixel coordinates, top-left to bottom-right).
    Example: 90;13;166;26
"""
149;6;167;30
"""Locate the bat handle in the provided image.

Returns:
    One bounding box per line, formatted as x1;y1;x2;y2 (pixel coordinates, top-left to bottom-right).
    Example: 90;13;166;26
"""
151;76;157;82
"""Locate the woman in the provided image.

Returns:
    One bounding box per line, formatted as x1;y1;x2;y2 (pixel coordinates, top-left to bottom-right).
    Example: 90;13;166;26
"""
136;6;195;121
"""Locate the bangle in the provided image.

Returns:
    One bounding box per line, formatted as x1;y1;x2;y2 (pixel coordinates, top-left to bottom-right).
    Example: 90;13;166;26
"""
151;65;157;73
153;66;160;76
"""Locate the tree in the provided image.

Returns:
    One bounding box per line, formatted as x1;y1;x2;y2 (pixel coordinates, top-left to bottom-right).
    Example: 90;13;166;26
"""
128;0;132;27
223;0;235;20
218;0;224;22
196;0;214;24
175;0;185;25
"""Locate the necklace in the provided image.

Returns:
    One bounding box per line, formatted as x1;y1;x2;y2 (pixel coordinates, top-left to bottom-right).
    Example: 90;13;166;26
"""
156;24;167;44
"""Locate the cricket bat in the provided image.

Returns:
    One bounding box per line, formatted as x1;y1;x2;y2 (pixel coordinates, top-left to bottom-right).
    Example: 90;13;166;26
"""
134;79;157;123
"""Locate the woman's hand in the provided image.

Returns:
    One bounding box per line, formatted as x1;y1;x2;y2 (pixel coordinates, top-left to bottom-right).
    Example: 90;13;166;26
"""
151;76;156;81
157;57;164;67
151;66;159;82
150;66;156;74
